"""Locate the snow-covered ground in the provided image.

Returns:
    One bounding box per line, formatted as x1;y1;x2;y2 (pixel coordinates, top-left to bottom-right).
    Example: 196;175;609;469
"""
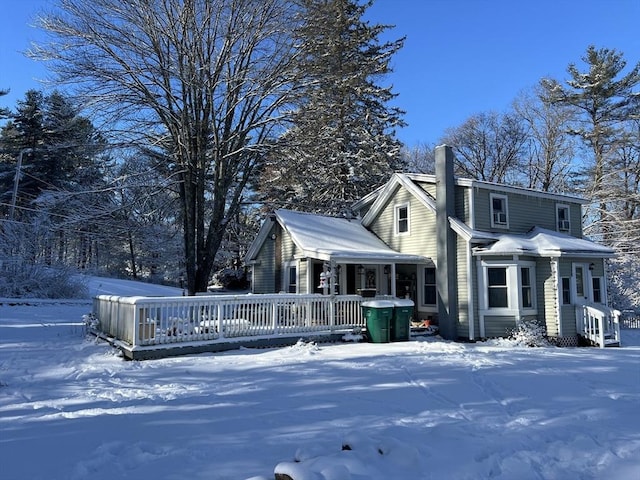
1;276;639;480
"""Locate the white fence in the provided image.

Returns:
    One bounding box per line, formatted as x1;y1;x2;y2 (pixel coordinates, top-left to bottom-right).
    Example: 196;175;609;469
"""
93;293;367;349
576;304;621;348
621;314;640;329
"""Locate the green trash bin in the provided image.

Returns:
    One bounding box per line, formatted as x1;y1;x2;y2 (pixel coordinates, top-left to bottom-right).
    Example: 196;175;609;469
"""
391;299;414;342
362;300;394;343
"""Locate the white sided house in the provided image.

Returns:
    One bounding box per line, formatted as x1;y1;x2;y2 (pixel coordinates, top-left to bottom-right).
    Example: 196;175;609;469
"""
246;145;619;347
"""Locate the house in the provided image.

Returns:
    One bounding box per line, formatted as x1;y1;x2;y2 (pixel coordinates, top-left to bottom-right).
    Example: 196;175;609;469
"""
246;145;617;346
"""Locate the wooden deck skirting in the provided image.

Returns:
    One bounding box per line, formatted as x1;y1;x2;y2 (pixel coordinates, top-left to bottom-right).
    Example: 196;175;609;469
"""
92;293;371;360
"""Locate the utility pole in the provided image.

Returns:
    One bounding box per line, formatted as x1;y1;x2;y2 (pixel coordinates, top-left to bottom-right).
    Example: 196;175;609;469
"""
9;148;32;221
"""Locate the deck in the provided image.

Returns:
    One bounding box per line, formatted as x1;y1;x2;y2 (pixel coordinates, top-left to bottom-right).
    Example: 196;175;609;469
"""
576;304;621;348
91;293;377;360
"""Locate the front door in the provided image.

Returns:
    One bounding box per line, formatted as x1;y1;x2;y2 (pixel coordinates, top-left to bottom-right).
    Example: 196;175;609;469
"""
572;263;591;305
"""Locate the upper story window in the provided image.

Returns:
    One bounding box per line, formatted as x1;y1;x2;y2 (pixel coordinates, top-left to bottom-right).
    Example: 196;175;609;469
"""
395;203;410;235
556;204;570;232
490;193;509;229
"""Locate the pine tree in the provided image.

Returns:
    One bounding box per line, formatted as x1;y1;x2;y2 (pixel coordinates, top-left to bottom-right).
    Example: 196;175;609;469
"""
259;0;406;214
542;46;640;312
0;89;10;118
0;90;109;269
541;46;640;240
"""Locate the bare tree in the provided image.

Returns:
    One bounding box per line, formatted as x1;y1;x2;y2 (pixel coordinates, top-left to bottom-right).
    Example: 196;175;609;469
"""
401;142;436;174
33;0;296;293
439;111;529;184
513;84;577;192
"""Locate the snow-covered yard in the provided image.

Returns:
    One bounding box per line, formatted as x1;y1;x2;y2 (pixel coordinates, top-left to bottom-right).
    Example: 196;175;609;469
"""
1;277;639;480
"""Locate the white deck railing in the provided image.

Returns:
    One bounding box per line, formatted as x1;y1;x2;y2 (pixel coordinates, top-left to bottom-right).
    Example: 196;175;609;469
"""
92;293;368;349
576;304;621;348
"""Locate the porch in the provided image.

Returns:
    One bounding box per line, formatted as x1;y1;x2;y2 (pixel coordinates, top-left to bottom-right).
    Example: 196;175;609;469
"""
576;304;621;348
91;293;384;360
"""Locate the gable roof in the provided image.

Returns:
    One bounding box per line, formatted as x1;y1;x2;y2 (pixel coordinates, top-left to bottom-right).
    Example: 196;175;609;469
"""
355;173;587;216
249;209;430;264
472;227;615;258
360;173;436;227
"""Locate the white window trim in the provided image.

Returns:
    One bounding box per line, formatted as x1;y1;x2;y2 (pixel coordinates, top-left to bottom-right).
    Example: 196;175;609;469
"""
490;193;509;229
479;260;537;316
284;260;298;294
394;202;410;236
592;276;604;304
556;204;571;232
421;265;437;308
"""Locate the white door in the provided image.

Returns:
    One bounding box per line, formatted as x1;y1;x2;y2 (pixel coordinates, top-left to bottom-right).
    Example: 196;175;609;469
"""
572;263;592;305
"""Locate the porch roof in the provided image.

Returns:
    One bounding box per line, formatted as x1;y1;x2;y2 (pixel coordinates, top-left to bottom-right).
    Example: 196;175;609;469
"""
276;209;430;264
472;226;615;258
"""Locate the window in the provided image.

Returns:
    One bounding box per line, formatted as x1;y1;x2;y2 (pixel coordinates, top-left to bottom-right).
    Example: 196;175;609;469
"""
395;204;409;234
556;204;570;231
487;267;508;308
561;277;571;305
521;267;532;308
365;268;377;289
423;267;437;306
575;265;585;299
490;194;508;228
592;277;602;303
287;266;297;293
482;262;536;311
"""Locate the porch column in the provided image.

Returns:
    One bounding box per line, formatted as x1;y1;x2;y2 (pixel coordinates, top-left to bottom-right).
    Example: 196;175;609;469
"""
391;264;397;297
550;257;562;338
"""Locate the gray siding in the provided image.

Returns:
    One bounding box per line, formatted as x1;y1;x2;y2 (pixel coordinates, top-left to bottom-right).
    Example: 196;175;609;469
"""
473;188;583;235
369;185;438;259
456;236;470;339
537;259;558;337
252;226;276;293
299;259;309;294
484;315;517;338
455;186;470;223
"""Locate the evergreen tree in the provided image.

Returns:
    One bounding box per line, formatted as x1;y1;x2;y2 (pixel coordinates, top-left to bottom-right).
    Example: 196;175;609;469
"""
0;90;106;220
542;46;640;312
0;89;9;118
259;0;406;214
0;90;109;269
541;46;640;240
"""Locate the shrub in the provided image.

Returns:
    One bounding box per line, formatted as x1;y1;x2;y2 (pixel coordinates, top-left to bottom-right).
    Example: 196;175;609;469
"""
508;319;550;347
0;262;88;299
210;268;248;290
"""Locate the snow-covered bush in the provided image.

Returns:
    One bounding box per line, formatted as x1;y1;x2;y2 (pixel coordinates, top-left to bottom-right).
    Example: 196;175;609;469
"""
508;319;550;347
210;268;248;290
0;262;88;299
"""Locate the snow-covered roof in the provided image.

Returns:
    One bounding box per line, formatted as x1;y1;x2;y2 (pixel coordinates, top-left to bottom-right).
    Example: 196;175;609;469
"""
276;209;430;264
448;217;499;244
473;227;615;258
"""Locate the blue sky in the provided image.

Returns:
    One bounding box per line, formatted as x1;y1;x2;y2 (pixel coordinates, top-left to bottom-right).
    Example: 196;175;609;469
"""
1;0;639;146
